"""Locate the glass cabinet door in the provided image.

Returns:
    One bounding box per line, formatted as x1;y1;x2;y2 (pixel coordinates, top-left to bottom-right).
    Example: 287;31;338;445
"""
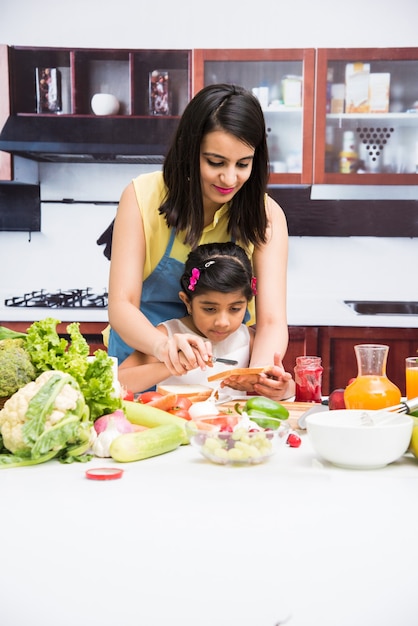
193;49;315;184
315;48;418;185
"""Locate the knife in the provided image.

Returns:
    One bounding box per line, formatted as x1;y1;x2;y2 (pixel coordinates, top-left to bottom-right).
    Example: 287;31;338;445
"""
210;356;238;365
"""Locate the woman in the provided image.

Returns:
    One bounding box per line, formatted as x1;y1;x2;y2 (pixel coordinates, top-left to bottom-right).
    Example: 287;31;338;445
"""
108;83;294;400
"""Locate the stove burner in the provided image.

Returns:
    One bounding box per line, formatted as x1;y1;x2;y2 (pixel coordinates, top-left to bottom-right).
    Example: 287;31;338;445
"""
5;288;108;309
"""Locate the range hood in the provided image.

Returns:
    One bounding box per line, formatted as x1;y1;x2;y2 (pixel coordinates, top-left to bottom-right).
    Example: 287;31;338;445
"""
0;115;180;164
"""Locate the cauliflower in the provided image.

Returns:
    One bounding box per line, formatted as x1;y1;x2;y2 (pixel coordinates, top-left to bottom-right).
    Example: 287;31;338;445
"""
0;370;91;464
0;338;36;398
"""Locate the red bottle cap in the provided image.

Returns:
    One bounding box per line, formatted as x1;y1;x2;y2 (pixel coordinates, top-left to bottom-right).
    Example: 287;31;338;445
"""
85;467;124;481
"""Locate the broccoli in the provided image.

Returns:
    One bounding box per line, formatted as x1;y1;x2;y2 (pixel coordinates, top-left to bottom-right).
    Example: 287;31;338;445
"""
0;339;36;398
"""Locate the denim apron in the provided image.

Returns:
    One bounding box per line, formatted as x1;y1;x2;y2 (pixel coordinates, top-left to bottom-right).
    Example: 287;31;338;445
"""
108;228;187;363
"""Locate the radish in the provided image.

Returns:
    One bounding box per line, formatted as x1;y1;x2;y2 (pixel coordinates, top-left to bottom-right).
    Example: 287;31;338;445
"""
94;409;135;435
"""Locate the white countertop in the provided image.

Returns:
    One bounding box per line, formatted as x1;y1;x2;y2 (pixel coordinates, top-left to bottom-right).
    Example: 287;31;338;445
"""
1;433;417;626
1;295;417;328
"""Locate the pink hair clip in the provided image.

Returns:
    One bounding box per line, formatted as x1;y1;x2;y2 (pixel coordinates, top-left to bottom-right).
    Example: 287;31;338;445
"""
188;267;200;291
251;276;257;296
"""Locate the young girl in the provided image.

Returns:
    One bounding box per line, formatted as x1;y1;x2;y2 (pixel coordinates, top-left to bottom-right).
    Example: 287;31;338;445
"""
118;242;293;398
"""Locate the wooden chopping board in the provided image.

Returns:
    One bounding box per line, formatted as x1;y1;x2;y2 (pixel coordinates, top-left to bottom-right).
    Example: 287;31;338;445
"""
217;399;319;430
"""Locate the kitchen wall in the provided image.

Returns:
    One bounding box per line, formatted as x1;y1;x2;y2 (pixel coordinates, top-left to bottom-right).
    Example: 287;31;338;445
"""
1;0;418;310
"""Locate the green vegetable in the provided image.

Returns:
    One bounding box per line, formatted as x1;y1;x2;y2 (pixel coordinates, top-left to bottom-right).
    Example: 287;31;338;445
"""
110;424;184;462
0;338;36;397
236;396;289;420
23;317;120;420
0;370;93;468
0;326;28;341
123;399;189;444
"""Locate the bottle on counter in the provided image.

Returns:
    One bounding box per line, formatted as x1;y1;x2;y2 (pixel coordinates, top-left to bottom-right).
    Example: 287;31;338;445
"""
294;356;323;403
344;344;401;410
339;130;358;174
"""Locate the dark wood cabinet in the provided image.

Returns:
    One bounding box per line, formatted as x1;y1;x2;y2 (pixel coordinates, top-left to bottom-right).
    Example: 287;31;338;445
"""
285;325;418;396
283;326;319;375
318;326;418;396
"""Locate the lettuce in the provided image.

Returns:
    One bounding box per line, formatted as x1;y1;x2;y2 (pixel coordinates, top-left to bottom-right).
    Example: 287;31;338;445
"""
24;318;121;420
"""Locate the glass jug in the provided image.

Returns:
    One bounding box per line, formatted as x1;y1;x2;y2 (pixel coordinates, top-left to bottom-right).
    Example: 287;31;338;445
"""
344;344;401;410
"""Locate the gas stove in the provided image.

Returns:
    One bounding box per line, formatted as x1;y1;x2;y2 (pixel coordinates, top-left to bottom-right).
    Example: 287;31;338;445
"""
4;288;108;309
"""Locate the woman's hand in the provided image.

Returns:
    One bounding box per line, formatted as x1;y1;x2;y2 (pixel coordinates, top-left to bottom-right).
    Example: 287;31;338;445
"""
220;352;295;401
154;333;212;376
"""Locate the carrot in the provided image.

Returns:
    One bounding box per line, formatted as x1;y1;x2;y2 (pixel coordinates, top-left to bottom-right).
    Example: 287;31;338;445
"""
147;392;178;412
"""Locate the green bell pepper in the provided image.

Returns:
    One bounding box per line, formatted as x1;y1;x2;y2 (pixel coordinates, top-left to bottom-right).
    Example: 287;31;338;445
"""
235;396;289;421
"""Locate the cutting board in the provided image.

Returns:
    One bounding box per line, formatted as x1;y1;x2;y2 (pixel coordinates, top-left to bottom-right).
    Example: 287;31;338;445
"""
217;399;319;430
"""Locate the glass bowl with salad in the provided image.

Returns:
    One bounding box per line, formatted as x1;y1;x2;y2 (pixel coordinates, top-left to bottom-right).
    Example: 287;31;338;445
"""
185;413;289;465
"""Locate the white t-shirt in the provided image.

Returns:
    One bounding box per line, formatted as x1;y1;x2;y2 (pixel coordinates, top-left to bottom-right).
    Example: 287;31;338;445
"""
158;318;251;390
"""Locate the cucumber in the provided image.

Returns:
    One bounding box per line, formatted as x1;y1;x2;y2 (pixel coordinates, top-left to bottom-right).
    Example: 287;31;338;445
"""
109;424;184;463
123;400;189;444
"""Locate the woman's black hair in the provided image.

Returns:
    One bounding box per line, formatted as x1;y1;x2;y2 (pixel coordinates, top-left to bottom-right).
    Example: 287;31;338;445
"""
180;241;254;303
161;84;269;249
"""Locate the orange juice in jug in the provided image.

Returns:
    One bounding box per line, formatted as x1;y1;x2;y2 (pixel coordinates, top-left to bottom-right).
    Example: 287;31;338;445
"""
344;344;401;410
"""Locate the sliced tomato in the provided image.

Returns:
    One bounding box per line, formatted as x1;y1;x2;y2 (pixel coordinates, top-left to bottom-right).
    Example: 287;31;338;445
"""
174;396;192;411
137;391;163;404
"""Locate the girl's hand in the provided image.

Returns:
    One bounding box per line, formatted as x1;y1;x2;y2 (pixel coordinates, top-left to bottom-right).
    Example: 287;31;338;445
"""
220;352;295;401
154;333;212;375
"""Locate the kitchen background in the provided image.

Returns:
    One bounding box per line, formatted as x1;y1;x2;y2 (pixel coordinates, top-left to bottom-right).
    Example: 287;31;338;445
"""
1;0;418;328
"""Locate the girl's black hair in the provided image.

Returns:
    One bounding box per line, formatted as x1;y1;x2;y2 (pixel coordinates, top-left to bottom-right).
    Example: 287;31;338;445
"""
161;83;269;249
180;241;254;302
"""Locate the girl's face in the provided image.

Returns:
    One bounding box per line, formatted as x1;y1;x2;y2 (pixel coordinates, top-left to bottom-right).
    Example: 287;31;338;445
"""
199;130;255;212
186;290;248;343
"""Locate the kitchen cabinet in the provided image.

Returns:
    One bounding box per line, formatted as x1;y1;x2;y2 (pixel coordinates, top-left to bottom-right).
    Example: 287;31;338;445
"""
0;321;107;355
193;48;315;185
283;326;319;375
0;45;192;164
8;46;191;117
314;47;418;184
318;326;418;396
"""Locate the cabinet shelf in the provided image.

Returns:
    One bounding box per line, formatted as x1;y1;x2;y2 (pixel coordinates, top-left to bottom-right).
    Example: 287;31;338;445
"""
327;112;418;125
9;46;191;117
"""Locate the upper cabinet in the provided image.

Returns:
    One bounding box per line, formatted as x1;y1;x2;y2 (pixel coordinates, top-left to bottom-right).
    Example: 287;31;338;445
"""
9;46;191;117
2;45;418;190
314;48;418;185
0;46;192;174
193;48;315;185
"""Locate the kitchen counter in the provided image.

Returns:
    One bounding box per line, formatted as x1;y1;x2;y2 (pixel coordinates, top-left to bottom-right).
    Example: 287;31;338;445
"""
1;429;417;626
1;294;417;328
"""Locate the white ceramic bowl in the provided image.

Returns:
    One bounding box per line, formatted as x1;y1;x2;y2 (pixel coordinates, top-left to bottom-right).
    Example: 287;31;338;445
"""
305;409;413;469
91;93;120;116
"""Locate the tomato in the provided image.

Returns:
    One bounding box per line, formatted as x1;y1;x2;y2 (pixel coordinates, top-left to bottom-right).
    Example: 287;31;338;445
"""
137;391;163;404
175;396;192;411
168;408;191;420
121;386;135;402
286;433;302;448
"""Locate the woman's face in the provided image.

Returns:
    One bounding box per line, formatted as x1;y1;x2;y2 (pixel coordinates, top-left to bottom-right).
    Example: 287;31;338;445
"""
199;130;255;211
